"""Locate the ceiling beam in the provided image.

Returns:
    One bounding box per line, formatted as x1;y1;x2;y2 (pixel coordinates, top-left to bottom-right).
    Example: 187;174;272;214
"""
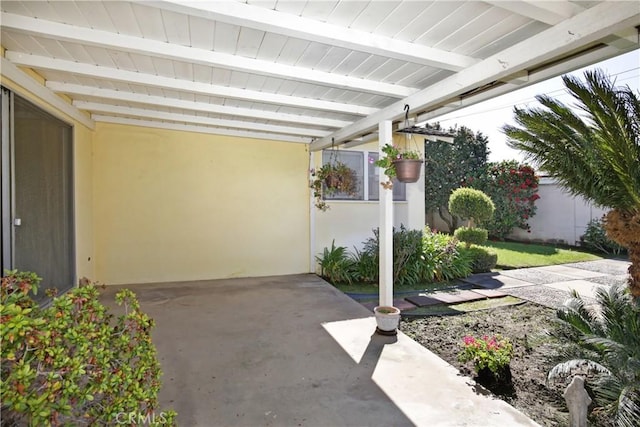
0;57;95;129
93;115;310;144
310;1;640;151
0;12;413;98
417;43;629;124
153;0;478;72
46;82;351;129
485;0;581;25
74;101;329;138
4;52;378;116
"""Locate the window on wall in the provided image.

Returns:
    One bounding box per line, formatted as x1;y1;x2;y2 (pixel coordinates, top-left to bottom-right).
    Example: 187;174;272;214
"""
321;150;364;200
367;152;406;201
322;150;406;202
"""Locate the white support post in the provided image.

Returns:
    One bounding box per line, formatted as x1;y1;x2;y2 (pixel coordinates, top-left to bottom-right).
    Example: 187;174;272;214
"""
309;150;316;273
379;120;394;307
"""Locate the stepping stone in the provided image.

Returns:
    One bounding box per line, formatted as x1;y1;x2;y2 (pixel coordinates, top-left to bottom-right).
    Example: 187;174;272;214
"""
458;290;490;302
471;275;533;289
405;295;442;307
431;290;486;304
472;289;506;298
393;299;417;311
463;273;497;285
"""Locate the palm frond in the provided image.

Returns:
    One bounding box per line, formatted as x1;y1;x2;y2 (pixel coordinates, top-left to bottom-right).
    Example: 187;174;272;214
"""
504;68;640;211
548;358;611;381
617;386;640;427
550;280;640;424
557;292;605;337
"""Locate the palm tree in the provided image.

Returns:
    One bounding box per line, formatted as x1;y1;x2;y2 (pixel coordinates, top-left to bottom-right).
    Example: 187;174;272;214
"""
503;69;640;297
549;284;640;426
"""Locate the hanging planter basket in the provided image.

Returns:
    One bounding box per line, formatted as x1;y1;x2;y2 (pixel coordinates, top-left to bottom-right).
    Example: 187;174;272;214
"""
392;159;423;183
324;174;342;189
310;140;358;211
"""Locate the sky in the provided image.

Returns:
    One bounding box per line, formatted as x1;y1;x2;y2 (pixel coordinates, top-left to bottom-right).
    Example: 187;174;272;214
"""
430;48;640;163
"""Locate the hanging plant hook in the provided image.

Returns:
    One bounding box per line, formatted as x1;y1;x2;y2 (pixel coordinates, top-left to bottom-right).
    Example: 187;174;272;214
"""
329;137;338;164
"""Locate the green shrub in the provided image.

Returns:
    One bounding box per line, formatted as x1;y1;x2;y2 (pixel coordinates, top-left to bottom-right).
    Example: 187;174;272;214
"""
459;335;513;378
448;188;495;227
463;246;498;273
581;217;626;255
454;226;488;248
422;229;472;282
350;247;378;283
357;226;425;287
322;227;474;288
316;240;357;285
549;284;640;427
392;226;425;286
0;270;176;426
470;161;540;238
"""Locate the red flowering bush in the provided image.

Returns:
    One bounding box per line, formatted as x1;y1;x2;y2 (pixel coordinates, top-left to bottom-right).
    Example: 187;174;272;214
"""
469;160;540;239
458;335;513;378
0;271;176;426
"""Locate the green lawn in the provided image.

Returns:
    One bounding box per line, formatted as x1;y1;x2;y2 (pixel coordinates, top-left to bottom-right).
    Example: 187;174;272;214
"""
484;240;602;269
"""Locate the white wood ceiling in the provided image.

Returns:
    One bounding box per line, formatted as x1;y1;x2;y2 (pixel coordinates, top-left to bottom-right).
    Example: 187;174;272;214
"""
1;1;638;149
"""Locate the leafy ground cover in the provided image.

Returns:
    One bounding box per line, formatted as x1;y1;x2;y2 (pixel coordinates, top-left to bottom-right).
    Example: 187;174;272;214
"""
484;240;602;268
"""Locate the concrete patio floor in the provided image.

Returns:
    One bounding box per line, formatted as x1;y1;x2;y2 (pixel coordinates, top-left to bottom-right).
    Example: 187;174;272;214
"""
100;274;538;427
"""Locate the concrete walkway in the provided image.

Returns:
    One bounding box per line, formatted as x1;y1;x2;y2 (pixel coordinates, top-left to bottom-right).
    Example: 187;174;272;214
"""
463;259;630;308
100;274;539;427
354;259;631;313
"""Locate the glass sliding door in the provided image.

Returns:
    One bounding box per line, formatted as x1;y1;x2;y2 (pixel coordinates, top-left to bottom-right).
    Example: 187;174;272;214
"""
1;88;75;302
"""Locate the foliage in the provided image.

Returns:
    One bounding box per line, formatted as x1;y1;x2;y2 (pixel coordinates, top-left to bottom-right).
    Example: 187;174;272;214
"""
424;125;489;232
375;143;421;186
318;227;472;288
350;247;378;284
581;217;627;256
549;284;640;426
458;335;514;378
0;270;176;426
449;187;493;249
310;161;358;211
357;226;426;287
503;69;639;296
454;227;489;248
421;229;473;283
391;226;426;286
470;161;539;239
315;240;357;285
448;188;495;227
462;246;498;273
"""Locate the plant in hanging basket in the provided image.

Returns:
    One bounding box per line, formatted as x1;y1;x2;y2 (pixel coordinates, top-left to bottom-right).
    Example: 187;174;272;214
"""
310;161;358;211
375;144;423;185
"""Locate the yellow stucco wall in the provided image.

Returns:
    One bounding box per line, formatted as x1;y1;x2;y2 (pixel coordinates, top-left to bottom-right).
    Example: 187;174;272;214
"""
0;75;95;281
92;122;310;285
